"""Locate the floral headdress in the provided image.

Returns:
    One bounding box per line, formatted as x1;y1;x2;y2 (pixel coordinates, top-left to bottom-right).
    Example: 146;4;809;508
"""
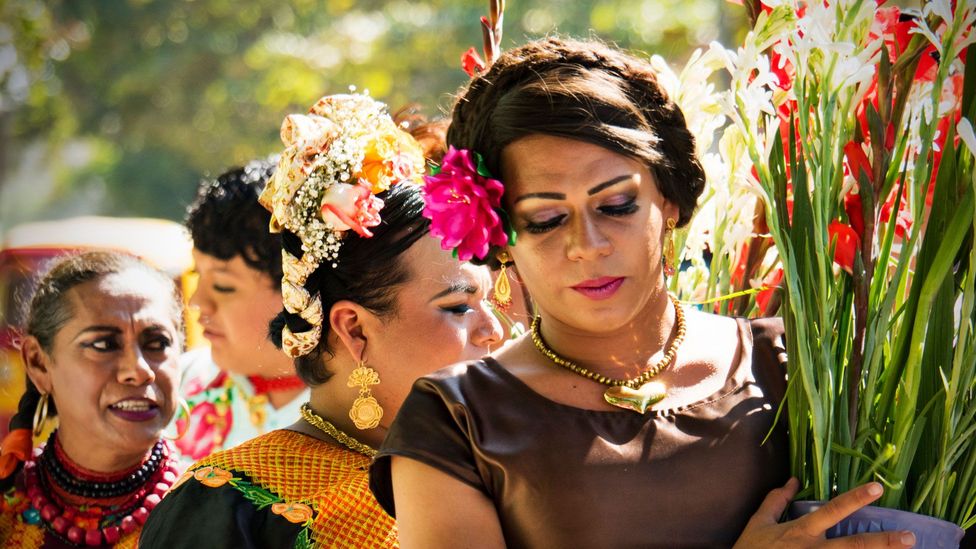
259;93;426;357
422;0;515;263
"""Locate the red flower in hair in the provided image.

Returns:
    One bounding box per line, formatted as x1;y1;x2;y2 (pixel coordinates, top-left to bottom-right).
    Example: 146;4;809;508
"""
423;146;514;261
461;47;487;77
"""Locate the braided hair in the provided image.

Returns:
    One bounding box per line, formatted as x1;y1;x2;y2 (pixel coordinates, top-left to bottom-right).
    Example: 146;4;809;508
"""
447;36;705;228
267;118;445;386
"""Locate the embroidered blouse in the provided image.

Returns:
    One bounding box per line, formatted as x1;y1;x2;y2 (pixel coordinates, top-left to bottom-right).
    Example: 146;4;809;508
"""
140;429;396;548
173;348;308;468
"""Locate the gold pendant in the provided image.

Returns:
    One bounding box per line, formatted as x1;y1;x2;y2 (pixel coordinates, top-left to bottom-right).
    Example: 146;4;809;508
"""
604;381;666;414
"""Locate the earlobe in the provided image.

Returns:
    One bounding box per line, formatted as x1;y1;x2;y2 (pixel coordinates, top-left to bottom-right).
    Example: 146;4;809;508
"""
328;300;371;362
21;337;53;394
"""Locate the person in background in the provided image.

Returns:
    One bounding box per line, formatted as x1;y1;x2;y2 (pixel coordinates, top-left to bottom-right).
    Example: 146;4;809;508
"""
175;158;308;465
0;251;183;547
140;93;502;547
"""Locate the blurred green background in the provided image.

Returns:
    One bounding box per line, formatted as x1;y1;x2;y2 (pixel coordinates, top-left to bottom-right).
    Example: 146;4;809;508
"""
0;0;748;230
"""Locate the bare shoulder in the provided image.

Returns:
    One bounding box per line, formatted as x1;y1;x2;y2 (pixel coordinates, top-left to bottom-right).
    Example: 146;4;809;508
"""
682;309;741;355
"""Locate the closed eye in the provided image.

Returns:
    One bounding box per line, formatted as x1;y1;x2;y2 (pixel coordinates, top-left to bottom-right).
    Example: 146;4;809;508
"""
441;304;473;315
598;198;638;217
524;214;567;234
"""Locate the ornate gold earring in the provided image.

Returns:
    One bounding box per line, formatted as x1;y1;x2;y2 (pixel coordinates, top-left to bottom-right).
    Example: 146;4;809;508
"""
33;392;50;438
490;251;513;312
162;399;192;441
347;362;383;429
663;218;677;277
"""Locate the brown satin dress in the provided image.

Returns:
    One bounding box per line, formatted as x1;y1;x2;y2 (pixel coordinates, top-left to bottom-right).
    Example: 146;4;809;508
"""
371;317;790;549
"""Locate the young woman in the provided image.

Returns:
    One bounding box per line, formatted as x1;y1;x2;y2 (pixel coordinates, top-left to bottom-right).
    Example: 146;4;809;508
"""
139;93;502;548
371;37;918;549
176;158;308;464
0;251;183;547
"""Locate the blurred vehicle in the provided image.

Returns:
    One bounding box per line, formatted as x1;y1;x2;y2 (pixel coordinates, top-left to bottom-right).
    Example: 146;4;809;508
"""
0;216;199;439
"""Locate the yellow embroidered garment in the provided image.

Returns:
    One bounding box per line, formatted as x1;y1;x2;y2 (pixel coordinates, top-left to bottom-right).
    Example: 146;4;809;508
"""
141;429;396;548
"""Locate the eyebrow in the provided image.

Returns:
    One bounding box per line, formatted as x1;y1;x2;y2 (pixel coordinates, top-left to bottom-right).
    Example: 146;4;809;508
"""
512;174;637;203
74;324;171;339
427;281;479;303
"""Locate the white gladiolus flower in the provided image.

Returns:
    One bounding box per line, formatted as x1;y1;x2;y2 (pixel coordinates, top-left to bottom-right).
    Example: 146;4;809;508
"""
958;118;976;159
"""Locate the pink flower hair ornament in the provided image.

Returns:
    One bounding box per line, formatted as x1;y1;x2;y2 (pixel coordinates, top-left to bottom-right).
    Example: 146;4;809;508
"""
422;146;516;262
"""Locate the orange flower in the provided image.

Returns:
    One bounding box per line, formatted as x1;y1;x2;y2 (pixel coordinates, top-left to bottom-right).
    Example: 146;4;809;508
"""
271;502;314;524
193;466;234;488
356;127;425;193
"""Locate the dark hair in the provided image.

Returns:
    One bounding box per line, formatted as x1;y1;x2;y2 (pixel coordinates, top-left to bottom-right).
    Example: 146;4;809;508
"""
269;182;430;386
185;157;283;284
447;36;706;228
7;251;183;452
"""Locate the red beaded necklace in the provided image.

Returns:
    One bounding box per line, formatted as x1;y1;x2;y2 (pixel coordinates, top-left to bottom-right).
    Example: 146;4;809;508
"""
247;374;307;395
21;431;178;546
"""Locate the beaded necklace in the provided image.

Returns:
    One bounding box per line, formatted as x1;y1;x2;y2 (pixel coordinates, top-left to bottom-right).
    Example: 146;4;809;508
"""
530;294;687;414
18;431;179;546
300;403;377;458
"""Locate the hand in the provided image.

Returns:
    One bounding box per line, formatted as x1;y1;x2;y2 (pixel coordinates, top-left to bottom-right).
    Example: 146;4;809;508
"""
733;478;917;548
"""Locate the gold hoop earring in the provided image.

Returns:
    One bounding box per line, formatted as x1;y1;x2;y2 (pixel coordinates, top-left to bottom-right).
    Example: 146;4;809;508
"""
663;218;677;277
490;251;513;312
33;393;50;438
162;399;191;441
347;362;383;430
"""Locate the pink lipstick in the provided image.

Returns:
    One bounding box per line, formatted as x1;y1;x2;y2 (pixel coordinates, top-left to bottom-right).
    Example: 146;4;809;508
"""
571;277;625;300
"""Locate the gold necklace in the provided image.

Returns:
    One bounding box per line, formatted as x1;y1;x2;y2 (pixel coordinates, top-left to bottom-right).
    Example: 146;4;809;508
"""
530;294;687;414
300;403;378;458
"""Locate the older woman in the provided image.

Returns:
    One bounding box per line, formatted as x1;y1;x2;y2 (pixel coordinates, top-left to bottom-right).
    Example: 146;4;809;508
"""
0;251;183;547
139;93;502;548
371;37;918;549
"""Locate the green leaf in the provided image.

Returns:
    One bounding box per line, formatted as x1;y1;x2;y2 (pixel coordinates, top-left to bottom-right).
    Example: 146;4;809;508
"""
293;528;313;549
474;151;493;179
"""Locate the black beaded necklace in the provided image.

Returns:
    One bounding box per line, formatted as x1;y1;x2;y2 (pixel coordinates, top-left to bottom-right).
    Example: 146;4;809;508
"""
39;433;165;499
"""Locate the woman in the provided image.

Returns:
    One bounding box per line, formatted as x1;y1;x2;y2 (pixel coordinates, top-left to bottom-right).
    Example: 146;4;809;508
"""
0;251;183;547
370;37;918;548
139;93;502;548
176;158;309;465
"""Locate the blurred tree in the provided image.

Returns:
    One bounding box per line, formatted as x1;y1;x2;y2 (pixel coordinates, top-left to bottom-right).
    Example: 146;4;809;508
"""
1;0;746;227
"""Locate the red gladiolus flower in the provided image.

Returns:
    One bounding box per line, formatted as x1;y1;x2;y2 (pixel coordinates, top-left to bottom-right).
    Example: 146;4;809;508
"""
756;267;784;315
844;191;865;238
844;141;874;186
828;221;860;274
880;188;912;238
461;47;487;77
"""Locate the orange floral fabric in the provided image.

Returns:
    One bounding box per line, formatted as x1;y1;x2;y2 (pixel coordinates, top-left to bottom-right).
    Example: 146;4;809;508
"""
188;429;396;548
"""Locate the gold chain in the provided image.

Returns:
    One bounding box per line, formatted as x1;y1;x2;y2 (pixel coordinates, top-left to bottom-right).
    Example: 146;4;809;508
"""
530;294;687;389
300;403;378;458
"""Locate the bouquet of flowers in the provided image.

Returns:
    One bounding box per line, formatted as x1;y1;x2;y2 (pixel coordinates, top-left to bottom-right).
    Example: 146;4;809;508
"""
702;0;975;529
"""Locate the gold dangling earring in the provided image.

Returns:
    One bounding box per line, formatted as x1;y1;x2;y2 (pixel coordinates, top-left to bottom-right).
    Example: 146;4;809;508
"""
33;393;50;438
162;399;192;441
663;218;677;277
490;251;513;312
347;362;383;430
